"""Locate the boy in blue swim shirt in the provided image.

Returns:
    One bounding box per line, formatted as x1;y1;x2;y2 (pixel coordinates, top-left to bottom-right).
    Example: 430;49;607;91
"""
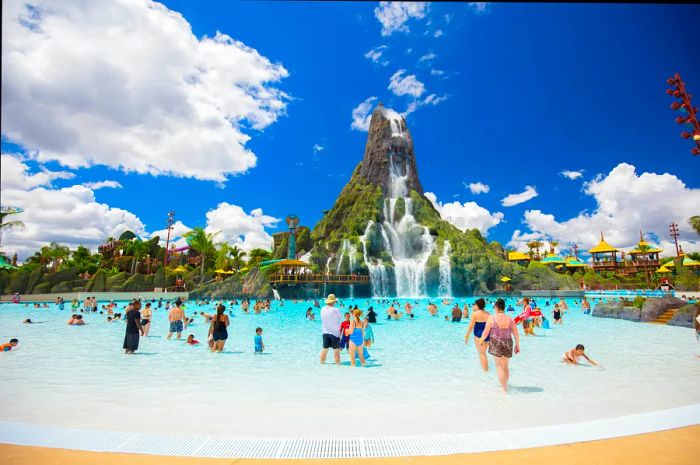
254;327;264;353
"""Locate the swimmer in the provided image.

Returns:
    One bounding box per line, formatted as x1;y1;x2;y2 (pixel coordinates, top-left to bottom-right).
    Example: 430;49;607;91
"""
186;334;200;345
306;308;315;321
563;344;597;366
1;339;19;352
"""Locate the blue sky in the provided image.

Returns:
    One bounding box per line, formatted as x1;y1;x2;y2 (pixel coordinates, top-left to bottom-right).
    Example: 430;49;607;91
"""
2;1;699;259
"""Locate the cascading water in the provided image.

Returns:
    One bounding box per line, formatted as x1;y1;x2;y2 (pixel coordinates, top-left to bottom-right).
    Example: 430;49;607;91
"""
376;153;435;297
438;241;453;297
360;222;389;297
337;239;357;298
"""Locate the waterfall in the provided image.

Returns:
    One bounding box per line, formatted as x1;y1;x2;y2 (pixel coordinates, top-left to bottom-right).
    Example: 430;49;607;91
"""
360;221;389;297
272;289;281;301
380;154;435;297
337;239;357;298
438;241;453;297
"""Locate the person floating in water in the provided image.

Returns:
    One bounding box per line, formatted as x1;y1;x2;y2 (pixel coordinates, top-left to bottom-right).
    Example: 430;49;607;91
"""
186;334;199;345
1;339;19;352
563;344;597;366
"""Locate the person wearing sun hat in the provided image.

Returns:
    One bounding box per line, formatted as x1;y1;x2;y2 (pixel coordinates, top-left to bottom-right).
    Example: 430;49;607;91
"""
320;294;342;364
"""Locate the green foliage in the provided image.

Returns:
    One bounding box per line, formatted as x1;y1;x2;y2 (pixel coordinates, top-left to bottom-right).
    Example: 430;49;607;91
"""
247;248;273;268
311;163;384;249
632;296;647;308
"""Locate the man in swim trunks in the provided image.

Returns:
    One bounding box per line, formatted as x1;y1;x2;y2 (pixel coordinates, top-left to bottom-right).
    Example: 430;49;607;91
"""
167;299;185;340
320;294;341;364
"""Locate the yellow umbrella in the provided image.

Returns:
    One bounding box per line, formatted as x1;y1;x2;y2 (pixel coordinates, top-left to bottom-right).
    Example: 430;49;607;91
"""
172;265;188;273
500;276;511;282
655;265;672;274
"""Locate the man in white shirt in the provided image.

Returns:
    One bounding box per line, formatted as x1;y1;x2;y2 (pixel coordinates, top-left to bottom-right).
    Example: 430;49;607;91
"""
320;294;341;364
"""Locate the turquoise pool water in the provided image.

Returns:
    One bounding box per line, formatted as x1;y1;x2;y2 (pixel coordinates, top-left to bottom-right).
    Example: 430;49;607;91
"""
1;297;698;437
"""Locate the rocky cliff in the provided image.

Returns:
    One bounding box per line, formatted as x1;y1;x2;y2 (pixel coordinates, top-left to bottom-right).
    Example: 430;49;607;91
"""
357;104;424;196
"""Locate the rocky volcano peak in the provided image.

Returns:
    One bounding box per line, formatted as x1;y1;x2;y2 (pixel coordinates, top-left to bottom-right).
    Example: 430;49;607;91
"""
358;105;424;196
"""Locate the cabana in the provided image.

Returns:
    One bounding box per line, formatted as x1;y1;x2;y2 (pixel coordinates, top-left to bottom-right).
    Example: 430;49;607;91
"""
507;251;531;266
589;232;619;272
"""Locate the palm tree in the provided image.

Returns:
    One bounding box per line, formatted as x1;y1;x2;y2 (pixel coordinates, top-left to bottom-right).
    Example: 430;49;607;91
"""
50;242;70;272
550;240;559;255
0;207;25;246
230;245;247;271
526;240;543;260
214;242;233;270
127;239;151;274
246;248;272;268
690;216;700;237
183;227;220;282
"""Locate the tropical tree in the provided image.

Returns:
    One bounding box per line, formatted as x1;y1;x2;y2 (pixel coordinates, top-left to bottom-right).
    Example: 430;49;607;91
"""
127;239;151;274
214;242;233;270
230;245;247;271
526;240;543;259
690;216;700;237
0;207;25;246
549;240;559;255
247;248;272;268
183;227;219;282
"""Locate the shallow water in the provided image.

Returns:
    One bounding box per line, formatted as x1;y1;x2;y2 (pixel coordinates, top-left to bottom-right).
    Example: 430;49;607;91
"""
0;297;698;437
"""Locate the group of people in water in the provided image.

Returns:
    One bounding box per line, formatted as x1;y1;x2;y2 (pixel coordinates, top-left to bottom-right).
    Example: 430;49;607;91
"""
8;292;673;394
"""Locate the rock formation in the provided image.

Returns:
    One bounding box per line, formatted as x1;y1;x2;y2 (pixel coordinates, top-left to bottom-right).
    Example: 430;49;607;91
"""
309;105;577;297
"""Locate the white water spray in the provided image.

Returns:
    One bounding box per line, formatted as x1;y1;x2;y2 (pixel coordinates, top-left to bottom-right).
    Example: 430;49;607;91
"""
360;222;389;297
438;241;453;297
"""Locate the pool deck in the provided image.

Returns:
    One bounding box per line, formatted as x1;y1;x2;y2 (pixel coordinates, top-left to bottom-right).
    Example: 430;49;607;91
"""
2;425;699;464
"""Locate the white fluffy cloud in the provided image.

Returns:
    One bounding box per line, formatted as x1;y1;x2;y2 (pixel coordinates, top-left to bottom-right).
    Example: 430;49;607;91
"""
83;180;123;190
466;182;490;194
312;144;324;154
374;2;430;36
204;202;279;251
419;52;437;62
561;170;584;180
388;70;425;98
501;186;538;207
426;192;504;235
364;45;388;65
0;154;75;190
2;0;289;182
434;30;443;38
508;163;700;256
351;96;379;131
430;69;445;76
0;154;145;259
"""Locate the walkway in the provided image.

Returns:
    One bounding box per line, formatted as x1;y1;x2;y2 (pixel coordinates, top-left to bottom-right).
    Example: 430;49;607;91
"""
1;425;698;464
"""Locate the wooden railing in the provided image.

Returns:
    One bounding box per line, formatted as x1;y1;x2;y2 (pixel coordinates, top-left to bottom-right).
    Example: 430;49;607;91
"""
269;273;370;285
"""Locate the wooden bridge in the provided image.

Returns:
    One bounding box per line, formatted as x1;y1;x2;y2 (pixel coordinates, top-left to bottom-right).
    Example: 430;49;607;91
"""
268;273;370;285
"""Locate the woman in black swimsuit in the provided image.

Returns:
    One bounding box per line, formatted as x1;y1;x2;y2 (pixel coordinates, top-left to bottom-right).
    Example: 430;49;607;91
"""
209;304;230;352
553;304;563;324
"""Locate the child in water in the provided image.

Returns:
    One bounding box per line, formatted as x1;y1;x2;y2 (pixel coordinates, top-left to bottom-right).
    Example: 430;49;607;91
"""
563;344;597;366
1;339;19;351
254;327;264;353
186;334;199;345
